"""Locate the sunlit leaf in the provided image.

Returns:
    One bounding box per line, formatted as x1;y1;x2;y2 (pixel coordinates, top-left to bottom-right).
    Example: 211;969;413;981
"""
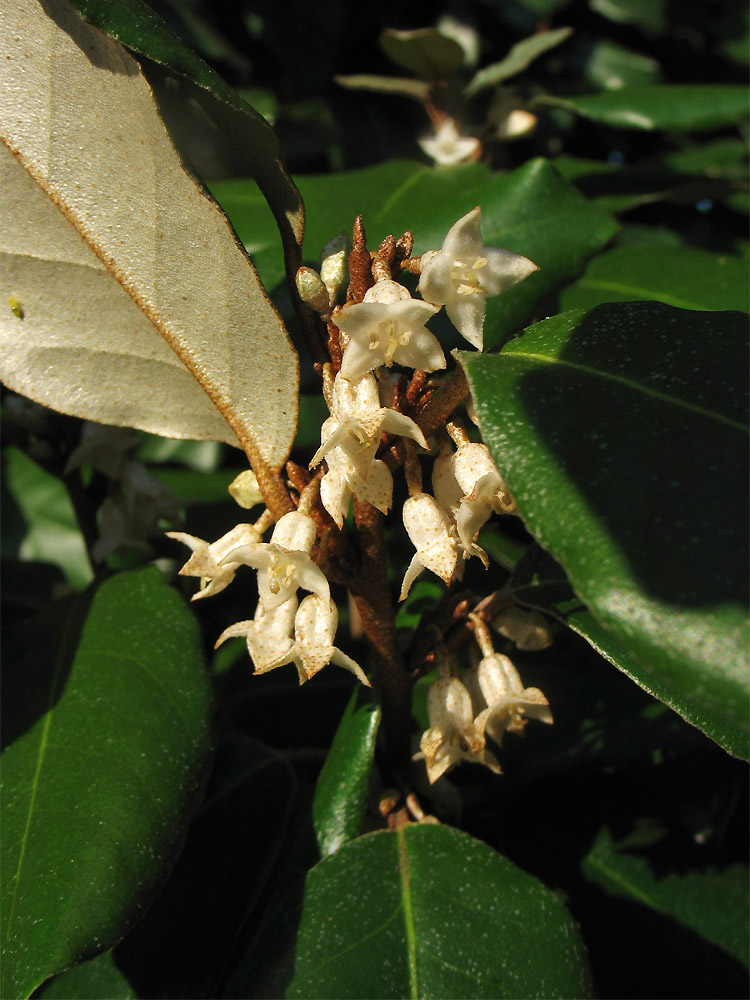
464;27;573;96
461;302;749;759
214;158;617;348
508;544;748;758
0;0;298;476
2;446;93;589
288;825;592;999
559;245;750;313
67;0;305;262
536;85;749;131
1;568;213;999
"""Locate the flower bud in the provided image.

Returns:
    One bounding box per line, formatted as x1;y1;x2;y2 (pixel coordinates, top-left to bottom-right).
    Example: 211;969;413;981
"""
296;266;330;316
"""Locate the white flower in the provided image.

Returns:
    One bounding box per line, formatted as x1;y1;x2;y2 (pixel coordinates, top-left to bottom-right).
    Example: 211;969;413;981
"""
257;594;370;686
166;523;263;600
433;441;515;566
333;280;444;381
473;652;552;746
215;596;298;673
311;372;428;527
414;675;500;783
492;606;553;652
417;206;538;349
221;511;329;609
418;118;480;166
399;493;460;600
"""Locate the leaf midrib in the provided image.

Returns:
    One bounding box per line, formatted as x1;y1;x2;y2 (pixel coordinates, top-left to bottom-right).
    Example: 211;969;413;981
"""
500;348;747;432
2;605;79;984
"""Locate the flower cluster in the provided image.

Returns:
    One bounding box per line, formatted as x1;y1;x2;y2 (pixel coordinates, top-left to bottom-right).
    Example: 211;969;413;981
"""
168;508;368;687
168;206;549;770
415;616;553;784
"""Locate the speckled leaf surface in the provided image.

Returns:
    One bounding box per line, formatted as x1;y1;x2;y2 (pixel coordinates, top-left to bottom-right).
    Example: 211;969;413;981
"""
559;245;750;313
1;0;298;472
461;302;749;757
509;544;748;758
1;568;212;999
288;825;592;999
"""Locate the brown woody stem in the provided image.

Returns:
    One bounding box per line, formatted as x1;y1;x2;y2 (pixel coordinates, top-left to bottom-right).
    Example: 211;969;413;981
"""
350;498;413;771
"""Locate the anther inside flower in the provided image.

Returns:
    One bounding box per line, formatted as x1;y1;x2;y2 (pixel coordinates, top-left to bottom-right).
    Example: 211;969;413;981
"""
334;280;444;381
418;206;538;350
221;511;329;609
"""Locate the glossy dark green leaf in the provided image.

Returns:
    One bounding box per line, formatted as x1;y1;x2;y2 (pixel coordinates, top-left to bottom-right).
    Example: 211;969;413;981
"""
313;693;381;857
213;158;617;347
1;568;212;999
559;245;750;313
288;825;592;999
2;446;92;589
69;0;304;253
508;544;747;758
460;302;749;759
536;85;749;131
582;824;749;966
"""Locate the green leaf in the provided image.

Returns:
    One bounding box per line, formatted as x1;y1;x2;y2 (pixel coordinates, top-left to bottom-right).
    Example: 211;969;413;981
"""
582;824;749;966
465;27;573;96
579;38;661;90
1;568;212;999
509;544;747;758
2;446;93;590
33;950;135;999
559;245;750;313
379;28;465;81
288;825;592;999
589;0;666;34
313;693;380;857
535;85;749;131
213;158;617;347
460;302;749;759
68;0;304;255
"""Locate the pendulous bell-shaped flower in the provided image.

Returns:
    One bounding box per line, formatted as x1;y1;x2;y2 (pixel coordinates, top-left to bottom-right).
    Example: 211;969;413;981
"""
260;593;370;686
470;616;552;746
414;674;500;783
166;523;263;600
417;206;538;350
400;493;460;600
214;596;298;673
221;511;329;610
334;280;444;381
311;372;428;527
433;440;515;567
